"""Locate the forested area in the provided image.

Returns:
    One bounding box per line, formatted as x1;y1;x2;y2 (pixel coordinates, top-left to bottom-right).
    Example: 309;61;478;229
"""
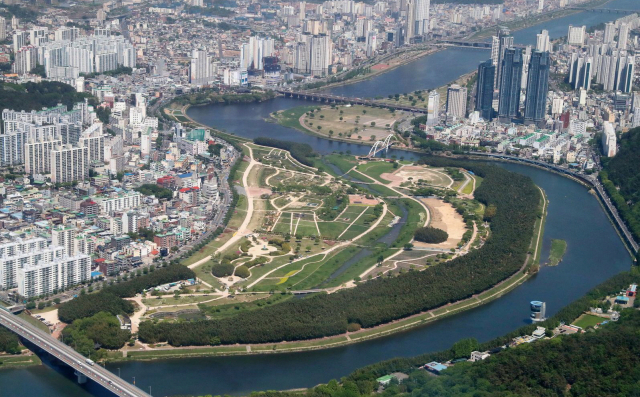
414;227;449;243
58;265;194;323
62;312;131;356
0;326;21;354
243;272;640;397
253;137;318;167
138;159;541;346
0;81;91;113
601;126;640;243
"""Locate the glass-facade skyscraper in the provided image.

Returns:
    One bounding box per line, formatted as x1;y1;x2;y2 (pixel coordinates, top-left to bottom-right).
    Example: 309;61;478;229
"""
524;51;550;126
476;60;496;121
498;48;523;121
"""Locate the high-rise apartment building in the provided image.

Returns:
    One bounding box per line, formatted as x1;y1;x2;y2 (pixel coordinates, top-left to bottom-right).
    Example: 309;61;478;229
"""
567;25;586;46
498;48;523;121
0;16;6;41
603;22;616;44
189;49;215;85
427;90;440;125
602;121;616;157
446;84;467;119
50;144;89;183
476;60;496;121
25;136;61;174
618;23;629;49
536;30;550;52
493;28;514;89
523;51;550;126
569;54;593;91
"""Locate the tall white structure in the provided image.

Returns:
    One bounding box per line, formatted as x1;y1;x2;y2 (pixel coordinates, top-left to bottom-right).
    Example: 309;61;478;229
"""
25;136;61;174
294;34;332;76
42;34;135;78
14;46;37;75
0;16;6;41
79;123;105;163
618;23;629;49
240;37;275;70
537;0;544;11
567;25;586;46
427;91;440;125
536;30;550;52
141;129;152;157
0;237;91;298
189;49;215;85
604;22;616;44
602;121;617;157
569;54;593;91
446;84;467;119
50;144;89;183
406;0;429;40
12;31;28;53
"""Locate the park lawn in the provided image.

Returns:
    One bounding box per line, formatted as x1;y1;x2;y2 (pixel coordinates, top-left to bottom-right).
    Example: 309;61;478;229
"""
127;346;248;359
339;225;370;240
288;246;361;290
272;212;292;234
347;170;376;183
0;355;42;368
573;314;605;329
272;106;318;132
322;154;358;174
356;161;397;183
548;239;567;266
295;221;319;237
366;184;398;197
318;221;349;240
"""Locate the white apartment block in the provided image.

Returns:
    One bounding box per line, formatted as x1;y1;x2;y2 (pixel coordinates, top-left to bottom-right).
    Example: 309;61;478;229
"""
25;137;61;174
602;122;617;157
95;191;142;214
50;144;89;183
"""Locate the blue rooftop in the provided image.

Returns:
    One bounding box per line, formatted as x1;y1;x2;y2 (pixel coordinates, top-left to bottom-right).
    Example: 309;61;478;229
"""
178;173;193;178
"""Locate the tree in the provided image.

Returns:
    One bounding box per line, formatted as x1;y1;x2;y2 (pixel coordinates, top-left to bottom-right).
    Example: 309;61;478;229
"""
371;122;376;127
414;227;448;244
404;243;414;250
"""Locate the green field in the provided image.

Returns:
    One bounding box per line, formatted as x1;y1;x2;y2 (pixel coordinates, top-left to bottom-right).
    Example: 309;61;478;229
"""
573;314;604;329
322;154;358;175
270;106;317;132
356;161;396;183
547;239;567;266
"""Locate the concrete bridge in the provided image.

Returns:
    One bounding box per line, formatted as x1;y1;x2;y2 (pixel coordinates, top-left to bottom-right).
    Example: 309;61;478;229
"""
0;307;151;397
438;40;492;49
567;7;638;14
276;90;428;114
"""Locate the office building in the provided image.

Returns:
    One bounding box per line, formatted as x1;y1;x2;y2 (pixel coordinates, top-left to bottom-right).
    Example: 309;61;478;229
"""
498;48;523;121
523;51;550;126
476;60;496;121
50;144;89;183
446;84;467;119
427;90;440;125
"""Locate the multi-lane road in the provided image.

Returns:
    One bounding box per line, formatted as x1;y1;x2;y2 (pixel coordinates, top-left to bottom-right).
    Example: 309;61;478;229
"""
0;308;151;397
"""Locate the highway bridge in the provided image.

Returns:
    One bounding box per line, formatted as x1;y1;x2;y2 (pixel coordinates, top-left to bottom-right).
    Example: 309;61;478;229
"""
472;152;639;253
438;40;492;49
567;7;638;14
0;307;151;397
276;90;428;114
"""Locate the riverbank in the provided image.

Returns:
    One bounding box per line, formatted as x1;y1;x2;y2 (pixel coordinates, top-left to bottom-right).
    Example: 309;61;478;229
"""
104;182;547;363
468;0;614;40
0;354;42;370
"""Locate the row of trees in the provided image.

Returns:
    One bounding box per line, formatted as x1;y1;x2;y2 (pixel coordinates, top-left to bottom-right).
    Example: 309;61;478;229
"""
138;159;541;346
58;265;195;323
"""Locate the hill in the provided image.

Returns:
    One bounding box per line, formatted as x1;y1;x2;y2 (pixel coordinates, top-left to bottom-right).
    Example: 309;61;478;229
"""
600;126;640;244
0;81;92;113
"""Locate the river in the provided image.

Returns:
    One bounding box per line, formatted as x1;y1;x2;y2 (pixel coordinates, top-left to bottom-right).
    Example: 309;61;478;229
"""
1;2;636;395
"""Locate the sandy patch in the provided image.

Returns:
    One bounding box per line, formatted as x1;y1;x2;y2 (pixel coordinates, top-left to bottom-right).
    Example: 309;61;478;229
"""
349;194;379;206
248;187;272;196
247;242;278;256
39;309;60;325
415;198;466;249
372;64;390;71
379;172;403;186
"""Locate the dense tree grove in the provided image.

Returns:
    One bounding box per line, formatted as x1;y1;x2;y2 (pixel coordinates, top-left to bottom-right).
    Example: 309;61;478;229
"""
58;265;194;323
0;327;21;354
414;227;449;244
212;262;235;277
58;292;134;324
62;312;130;352
0;81;91;112
601;126;640;242
138;159;541;346
253;137;318;167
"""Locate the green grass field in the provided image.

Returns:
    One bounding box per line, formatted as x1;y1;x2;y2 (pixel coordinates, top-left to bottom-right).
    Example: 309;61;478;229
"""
573;314;604;329
271;106;317;132
356;162;396;183
322;154;358;175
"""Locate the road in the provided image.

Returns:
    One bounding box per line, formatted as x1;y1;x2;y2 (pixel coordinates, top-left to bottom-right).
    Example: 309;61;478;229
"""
0;308;151;397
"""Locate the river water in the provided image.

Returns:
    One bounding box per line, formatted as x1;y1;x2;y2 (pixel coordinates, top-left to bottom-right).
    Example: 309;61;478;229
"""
1;2;637;395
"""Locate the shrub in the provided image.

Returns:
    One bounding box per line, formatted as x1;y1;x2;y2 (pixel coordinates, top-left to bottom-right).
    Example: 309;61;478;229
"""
414;226;449;243
212;262;235;277
235;265;250;279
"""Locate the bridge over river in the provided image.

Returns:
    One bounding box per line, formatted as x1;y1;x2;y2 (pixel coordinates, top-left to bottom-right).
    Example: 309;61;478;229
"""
276;90;428;114
0;307;151;397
